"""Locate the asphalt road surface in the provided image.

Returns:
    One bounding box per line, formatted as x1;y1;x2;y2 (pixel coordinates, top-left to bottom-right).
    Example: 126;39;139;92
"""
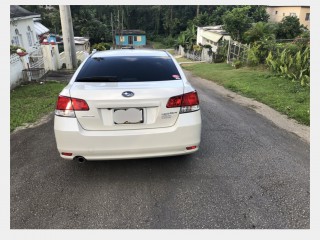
10;71;309;229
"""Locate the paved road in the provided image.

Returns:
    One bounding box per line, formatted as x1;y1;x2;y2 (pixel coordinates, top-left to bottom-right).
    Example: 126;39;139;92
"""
10;71;309;229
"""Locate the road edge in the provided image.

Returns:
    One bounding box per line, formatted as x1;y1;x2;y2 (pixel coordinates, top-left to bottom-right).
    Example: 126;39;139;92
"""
184;69;310;144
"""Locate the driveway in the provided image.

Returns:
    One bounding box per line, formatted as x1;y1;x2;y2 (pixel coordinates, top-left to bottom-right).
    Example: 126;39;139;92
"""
10;70;309;229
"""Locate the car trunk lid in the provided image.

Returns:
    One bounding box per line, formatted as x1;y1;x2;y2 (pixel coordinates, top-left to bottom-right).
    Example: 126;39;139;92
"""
69;81;184;131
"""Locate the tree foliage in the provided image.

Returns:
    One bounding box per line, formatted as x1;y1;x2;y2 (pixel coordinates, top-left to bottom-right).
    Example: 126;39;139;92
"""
21;5;61;34
248;6;269;22
243;22;276;44
222;6;253;42
21;5;271;47
276;16;304;39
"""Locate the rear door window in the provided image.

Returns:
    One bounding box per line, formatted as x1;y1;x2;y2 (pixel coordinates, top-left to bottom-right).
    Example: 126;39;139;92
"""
76;56;181;82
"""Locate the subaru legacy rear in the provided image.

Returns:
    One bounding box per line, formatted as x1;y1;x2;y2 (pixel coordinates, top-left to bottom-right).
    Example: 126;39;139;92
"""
54;49;201;160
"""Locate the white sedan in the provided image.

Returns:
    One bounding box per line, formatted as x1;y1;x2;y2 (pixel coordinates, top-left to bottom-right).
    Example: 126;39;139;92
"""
54;49;201;161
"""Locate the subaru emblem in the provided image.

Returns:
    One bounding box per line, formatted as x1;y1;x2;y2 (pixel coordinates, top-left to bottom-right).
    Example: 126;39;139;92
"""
122;91;134;97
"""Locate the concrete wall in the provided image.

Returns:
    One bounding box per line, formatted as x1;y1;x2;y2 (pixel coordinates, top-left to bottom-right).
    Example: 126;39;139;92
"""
75;44;90;53
60;51;89;67
299;7;310;29
10;54;24;89
41;44;61;71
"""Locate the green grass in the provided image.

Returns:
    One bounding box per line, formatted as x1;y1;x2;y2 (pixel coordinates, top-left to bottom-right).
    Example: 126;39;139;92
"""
10;81;67;132
175;57;193;63
182;63;310;125
148;41;172;49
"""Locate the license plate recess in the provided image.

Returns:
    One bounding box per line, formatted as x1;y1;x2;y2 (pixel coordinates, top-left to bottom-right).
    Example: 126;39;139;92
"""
113;108;144;124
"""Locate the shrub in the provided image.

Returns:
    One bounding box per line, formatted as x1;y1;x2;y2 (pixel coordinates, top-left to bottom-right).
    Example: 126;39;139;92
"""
10;45;26;54
247;45;260;66
233;60;242;69
266;47;310;86
92;42;111;51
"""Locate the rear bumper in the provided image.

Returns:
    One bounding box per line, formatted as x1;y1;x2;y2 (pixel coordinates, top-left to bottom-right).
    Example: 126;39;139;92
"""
54;111;201;160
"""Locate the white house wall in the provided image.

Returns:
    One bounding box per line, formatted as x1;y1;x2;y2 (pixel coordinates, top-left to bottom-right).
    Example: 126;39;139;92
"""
196;27;204;45
10;18;40;54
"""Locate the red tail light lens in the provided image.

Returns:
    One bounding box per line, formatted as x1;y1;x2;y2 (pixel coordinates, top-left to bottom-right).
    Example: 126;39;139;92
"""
167;91;200;113
166;95;182;108
56;96;72;110
55;96;89;117
181;91;199;106
71;98;90;111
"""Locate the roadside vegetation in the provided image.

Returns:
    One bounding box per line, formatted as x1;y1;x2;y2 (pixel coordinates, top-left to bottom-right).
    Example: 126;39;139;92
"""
18;5;309;126
181;63;309;125
10;81;66;132
172;6;309;125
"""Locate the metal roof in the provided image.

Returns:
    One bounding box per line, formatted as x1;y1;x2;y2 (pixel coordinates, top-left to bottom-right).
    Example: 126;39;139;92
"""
34;21;49;35
115;30;146;35
74;37;90;45
202;31;223;43
10;5;40;19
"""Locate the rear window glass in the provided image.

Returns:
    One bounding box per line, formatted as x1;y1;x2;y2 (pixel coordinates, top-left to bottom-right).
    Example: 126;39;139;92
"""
75;56;181;82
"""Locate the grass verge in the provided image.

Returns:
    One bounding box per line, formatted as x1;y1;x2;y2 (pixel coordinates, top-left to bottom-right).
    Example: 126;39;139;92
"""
10;81;67;132
182;63;310;125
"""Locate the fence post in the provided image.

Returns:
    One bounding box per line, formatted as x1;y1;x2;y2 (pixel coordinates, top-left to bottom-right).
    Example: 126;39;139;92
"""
227;39;231;64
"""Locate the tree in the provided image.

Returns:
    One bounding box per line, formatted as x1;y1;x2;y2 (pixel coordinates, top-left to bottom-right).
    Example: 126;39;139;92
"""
191;12;211;27
276;16;304;39
248;6;269;22
22;5;62;34
222;6;252;42
210;6;235;25
243;22;276;44
71;6;110;44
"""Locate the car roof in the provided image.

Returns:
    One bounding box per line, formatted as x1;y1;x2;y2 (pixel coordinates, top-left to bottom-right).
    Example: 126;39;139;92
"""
91;49;170;58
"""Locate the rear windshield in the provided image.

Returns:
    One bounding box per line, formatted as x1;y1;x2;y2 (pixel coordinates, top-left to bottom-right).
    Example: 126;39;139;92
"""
75;56;181;82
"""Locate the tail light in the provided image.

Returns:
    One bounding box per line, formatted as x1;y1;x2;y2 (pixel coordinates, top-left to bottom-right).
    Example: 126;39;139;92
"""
166;91;200;113
55;95;89;117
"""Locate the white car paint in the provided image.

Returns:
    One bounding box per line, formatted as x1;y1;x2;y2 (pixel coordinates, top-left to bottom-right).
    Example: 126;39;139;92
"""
54;49;201;160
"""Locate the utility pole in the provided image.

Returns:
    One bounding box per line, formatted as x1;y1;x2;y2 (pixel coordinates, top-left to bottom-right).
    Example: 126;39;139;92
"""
111;13;114;47
59;5;77;69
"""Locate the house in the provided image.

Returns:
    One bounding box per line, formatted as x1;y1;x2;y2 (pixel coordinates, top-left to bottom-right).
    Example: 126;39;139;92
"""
115;30;146;47
10;5;41;54
10;5;43;89
10;6;61;89
74;37;91;53
266;6;310;29
196;25;231;53
33;17;50;43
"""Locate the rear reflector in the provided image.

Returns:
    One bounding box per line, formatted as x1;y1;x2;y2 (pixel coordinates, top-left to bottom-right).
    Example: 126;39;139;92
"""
186;146;197;150
61;152;73;156
167;91;200;113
